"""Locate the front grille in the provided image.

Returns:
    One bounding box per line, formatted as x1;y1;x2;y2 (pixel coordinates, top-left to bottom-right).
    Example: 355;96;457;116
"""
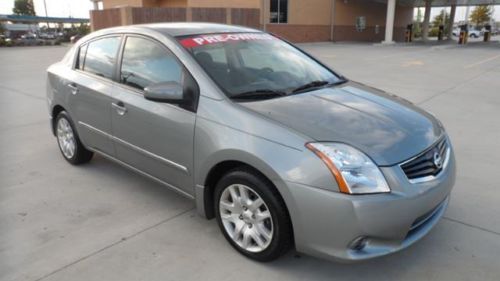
401;137;448;181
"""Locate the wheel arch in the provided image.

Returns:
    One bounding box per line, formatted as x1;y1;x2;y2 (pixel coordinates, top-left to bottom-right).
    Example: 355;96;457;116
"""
197;151;291;222
50;104;66;135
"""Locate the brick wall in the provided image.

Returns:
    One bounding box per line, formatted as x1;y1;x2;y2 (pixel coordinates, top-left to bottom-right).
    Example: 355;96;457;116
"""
266;24;331;43
90;7;260;31
131;7;186;23
90;8;122;31
90;5;410;43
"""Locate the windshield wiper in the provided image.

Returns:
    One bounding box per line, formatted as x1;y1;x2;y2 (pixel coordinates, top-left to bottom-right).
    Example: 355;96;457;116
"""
290;78;349;95
231;89;287;100
291;80;330;94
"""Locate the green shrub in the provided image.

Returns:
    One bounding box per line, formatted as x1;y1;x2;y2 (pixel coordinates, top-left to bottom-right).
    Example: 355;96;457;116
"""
428;27;439;37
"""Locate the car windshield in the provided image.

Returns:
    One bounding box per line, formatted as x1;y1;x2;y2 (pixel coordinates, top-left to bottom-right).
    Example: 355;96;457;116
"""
178;33;344;100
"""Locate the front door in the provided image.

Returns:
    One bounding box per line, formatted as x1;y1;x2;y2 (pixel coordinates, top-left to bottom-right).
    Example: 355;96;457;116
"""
111;35;196;196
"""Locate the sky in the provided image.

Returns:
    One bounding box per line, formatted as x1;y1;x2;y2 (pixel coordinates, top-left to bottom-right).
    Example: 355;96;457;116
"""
0;0;499;21
0;0;94;19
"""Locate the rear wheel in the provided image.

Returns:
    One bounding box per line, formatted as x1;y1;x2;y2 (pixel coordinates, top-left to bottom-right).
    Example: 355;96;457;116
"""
55;111;93;165
214;169;293;262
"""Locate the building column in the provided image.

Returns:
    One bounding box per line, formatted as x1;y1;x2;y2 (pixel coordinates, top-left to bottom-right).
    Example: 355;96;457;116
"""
261;0;268;31
120;6;133;25
330;0;336;41
421;0;431;41
186;7;192;22
447;2;456;39
226;8;232;24
383;0;397;44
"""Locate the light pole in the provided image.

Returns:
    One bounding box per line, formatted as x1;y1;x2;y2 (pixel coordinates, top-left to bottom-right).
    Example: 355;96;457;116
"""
43;0;50;30
465;0;470;28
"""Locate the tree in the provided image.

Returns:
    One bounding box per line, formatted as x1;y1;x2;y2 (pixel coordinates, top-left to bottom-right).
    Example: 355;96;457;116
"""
416;8;423;23
0;23;5;35
427;9;450;37
13;0;36;16
413;8;423;37
77;24;90;36
469;5;493;26
432;9;450;28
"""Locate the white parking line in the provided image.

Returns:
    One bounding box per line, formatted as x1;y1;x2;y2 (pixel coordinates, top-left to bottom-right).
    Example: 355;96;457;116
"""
464;54;500;69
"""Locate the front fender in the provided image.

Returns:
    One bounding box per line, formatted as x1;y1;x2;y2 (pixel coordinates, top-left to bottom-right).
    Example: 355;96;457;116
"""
193;115;341;219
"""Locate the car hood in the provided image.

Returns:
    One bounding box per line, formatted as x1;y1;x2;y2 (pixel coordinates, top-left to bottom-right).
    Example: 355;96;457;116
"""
239;82;443;166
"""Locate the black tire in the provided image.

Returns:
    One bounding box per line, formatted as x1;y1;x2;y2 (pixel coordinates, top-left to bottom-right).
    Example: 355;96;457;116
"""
55;111;93;165
214;168;293;262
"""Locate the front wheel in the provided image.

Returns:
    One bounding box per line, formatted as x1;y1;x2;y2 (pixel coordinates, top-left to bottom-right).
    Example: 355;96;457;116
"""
55;111;93;165
214;169;293;262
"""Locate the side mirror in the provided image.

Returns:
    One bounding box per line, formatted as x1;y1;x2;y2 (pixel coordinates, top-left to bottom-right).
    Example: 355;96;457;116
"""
144;81;187;104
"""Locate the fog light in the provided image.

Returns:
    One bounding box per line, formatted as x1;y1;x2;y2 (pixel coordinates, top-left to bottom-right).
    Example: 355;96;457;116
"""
349;236;367;251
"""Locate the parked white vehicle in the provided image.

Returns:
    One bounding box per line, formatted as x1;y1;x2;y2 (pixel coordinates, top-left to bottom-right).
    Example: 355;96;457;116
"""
452;28;482;38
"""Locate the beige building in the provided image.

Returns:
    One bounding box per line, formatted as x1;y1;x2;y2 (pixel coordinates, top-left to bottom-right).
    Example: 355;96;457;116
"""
93;0;415;42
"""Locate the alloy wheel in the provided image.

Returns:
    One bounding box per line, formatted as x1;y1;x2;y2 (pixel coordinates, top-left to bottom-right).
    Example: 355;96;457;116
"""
57;118;76;159
219;184;274;252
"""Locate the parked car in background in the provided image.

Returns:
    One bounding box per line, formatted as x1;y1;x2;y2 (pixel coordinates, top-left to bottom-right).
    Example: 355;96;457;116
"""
19;33;41;45
70;34;82;43
39;33;57;40
452;28;482;38
469;29;482;38
46;23;455;262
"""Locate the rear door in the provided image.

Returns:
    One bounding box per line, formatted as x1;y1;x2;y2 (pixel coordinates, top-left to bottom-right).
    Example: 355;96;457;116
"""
110;35;197;196
69;35;122;155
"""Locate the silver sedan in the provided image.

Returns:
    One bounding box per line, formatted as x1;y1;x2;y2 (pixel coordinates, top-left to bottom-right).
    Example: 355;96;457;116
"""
46;23;455;262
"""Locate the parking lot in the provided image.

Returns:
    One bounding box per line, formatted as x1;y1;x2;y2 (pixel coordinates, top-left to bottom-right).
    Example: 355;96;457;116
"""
1;42;500;281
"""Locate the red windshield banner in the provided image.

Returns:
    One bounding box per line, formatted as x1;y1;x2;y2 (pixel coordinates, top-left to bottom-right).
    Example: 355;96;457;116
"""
179;33;275;48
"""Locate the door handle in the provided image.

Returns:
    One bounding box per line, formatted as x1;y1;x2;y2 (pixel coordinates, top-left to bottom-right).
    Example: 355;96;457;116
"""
67;83;79;95
112;101;127;115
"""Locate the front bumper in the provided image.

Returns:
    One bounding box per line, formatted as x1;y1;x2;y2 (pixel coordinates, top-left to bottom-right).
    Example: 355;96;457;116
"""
283;149;456;262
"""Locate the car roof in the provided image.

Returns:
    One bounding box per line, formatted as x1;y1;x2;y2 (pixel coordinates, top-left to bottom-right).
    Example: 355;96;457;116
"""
94;22;261;37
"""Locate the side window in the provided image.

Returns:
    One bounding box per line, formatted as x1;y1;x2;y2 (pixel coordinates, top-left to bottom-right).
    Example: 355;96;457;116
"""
82;36;121;79
120;36;183;91
77;43;87;70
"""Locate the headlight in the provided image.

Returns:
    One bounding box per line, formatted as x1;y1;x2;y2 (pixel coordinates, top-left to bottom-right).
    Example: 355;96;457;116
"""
306;142;390;194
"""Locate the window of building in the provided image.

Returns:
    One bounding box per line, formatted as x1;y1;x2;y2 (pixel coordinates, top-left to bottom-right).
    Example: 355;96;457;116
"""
356;16;366;32
82;36;120;79
270;0;288;23
120;36;183;91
